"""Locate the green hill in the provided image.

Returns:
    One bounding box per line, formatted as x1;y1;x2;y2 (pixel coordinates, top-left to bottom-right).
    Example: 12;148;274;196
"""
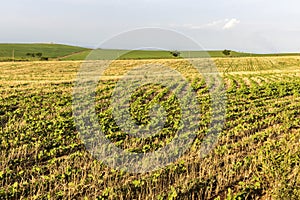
62;49;299;61
1;43;299;62
0;43;89;61
60;49;254;61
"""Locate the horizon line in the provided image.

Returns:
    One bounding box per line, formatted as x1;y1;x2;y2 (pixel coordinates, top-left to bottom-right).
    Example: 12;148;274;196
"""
0;42;299;55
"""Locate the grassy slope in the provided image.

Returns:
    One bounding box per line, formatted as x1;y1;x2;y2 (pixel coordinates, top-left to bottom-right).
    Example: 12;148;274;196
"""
60;49;254;60
59;50;92;61
61;49;300;60
61;49;177;60
0;43;89;61
1;43;299;61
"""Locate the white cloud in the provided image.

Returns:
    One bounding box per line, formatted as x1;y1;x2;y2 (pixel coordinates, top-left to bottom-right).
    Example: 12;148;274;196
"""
223;18;240;30
205;19;227;28
170;18;240;30
169;23;206;30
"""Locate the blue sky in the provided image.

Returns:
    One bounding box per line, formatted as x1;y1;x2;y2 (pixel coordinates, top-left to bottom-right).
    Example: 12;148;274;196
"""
1;0;300;53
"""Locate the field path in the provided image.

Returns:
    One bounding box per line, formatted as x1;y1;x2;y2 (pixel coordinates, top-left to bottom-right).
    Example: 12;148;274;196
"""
55;50;91;60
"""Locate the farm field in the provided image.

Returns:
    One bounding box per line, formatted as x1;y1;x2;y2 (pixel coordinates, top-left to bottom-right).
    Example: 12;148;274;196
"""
59;49;254;60
2;43;300;62
0;56;300;199
0;44;90;62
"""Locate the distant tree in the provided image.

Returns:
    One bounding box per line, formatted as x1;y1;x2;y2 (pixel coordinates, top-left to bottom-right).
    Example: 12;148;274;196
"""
170;50;181;57
26;53;35;57
40;57;49;61
36;53;43;57
222;49;231;56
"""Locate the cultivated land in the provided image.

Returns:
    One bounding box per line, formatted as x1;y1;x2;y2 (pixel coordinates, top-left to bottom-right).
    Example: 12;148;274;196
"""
0;56;300;199
60;49;254;60
1;43;300;62
0;44;89;61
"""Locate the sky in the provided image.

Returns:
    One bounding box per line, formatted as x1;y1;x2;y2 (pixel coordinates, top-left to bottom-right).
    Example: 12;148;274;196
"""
1;0;300;53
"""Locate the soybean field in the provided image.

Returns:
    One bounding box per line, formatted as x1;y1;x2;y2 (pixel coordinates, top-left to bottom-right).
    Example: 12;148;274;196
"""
0;57;300;199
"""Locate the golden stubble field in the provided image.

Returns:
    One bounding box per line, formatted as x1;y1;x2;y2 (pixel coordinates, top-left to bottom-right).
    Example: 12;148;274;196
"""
0;57;300;199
